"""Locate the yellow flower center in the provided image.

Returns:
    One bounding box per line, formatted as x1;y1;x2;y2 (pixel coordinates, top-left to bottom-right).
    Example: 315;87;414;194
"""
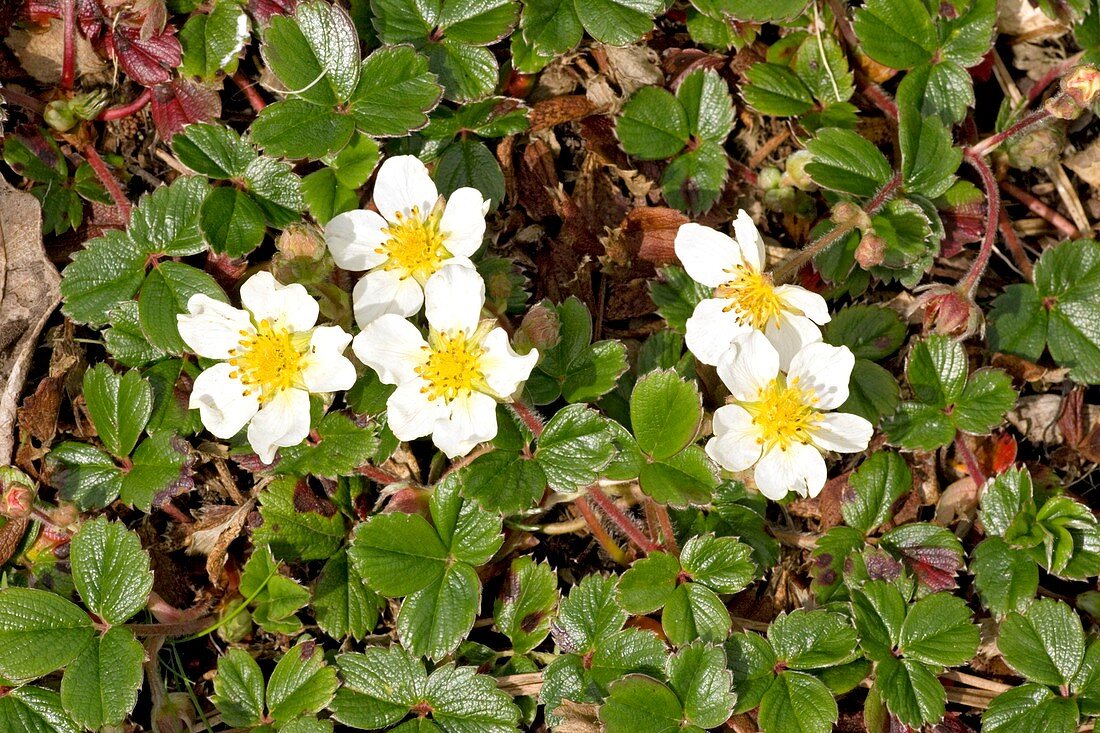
228;320;307;402
716;266;783;330
417;330;485;402
377;205;449;283
743;378;820;451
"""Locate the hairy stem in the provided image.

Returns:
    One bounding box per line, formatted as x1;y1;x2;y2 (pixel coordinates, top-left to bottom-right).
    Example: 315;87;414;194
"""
230;73;267;113
356;464;403;485
511;402;545;439
82;143;131;221
586;486;661;554
959;151;1000;296
575;497;628;565
998;206;1034;282
954;433;987;488
968;105;1053;158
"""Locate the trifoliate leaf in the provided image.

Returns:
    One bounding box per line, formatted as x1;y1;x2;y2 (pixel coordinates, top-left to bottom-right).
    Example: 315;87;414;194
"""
851;580;907;661
254;476;346;561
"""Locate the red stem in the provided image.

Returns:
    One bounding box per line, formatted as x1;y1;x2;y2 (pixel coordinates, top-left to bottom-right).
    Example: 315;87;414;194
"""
575;497;628;564
586;487;661;554
968;106;1053;158
230;73;267;113
83;144;131;222
511;402;545;439
61;0;76;91
861;82;898;121
999;180;1080;240
959;151;1000;296
997;206;1034;282
954;434;987;488
651;498;679;556
99;88;153;121
356;464;402;485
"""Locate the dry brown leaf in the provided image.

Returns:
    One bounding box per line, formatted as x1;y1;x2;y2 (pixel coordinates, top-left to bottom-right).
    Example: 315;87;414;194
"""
0;176;61;464
185;499;255;584
5;20;106;84
550;700;600;733
1066;139;1100;188
996;0;1069;38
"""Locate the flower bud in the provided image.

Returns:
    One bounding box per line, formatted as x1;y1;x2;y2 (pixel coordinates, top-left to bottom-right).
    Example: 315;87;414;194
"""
763;185;796;213
1004;123;1066;170
44;90;108;132
758;167;782;190
918;285;984;338
784;150;817;191
854;232;886;268
831;201;872;231
276;225;325;260
513;303;560;355
1044;93;1082;121
0;466;34;520
1062;64;1100;109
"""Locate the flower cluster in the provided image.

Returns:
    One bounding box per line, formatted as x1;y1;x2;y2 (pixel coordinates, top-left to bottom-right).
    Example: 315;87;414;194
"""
179;157;537;463
676;213;873;499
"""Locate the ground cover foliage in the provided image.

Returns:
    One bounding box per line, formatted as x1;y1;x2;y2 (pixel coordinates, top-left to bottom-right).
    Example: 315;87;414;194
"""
0;0;1099;731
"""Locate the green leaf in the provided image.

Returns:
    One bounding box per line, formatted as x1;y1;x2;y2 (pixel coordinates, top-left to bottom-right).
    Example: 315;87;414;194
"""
240;545;310;634
982;467;1033;538
494;557;559;655
302;168;360;224
638;445;718;507
1035;239;1100;382
314;549;383;641
59;626;143;730
825;304;907;361
424;39;499;102
873;655;945;728
424;663;521;732
983;683;1080;733
852;0;936;69
397;562;480;659
262;0;361;106
851;581;907;661
896;83;961;198
434;138;506;210
179;0;249;81
743;63;814;116
662;582;731;645
212;648;265;728
436;0;519;44
793;34;854;105
139;262;228;354
172;123;256;179
668;643;735;728
575;0;663;44
805;127;893;197
552;574;628;653
769;610;858;670
243;156;305;226
599;675;683;733
250;100;355;159
680;534;755;593
46;442;123;510
842;451;911;534
725;631;778;714
758;670;837;733
267;641;339;722
0;589;94;682
0;687;79;733
905;333;966;406
60;230;147;327
429;472;504;565
104;301;167;367
82;365;152;458
349;512;448;597
883;401;957;450
254;477;346;561
898;592;979;667
719;0;808;21
348;45;443;137
630;370;702;460
880;522;965;591
841;359;900;424
70;517;153;625
518;0;582;58
561;339;629;404
660;138;729;215
676;68;734;142
617;86;689;160
650;266;710;333
988;284;1048;362
535;404;614;492
331;647;424;729
971;537;1039;617
953;368;1016;435
460;450;548;514
274;412;380;478
999;598;1086;686
617;552;681;614
128;176;209;257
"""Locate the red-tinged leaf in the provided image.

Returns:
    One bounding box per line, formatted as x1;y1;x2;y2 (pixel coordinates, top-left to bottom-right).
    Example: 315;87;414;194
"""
151;78;221;138
106;23;181;86
25;0;103;36
987;432;1018;475
899;546;961;592
939;201;983;257
248;0;299;26
1057;387;1087;448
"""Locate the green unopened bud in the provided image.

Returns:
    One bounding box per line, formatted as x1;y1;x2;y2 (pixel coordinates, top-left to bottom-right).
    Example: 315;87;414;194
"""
763;186;797;213
43;90;108;132
513;303;560;355
758;167;782;190
1062;64;1100;109
217;598;251;643
854;233;886;268
784;150;816;191
1004;124;1066;170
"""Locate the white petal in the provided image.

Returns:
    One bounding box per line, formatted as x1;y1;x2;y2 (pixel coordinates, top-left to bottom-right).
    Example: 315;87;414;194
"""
705;405;762;472
812;412;874;454
775;284;831;325
353;314;428;386
373;155;438;222
424;264;485;336
189;362;259;440
387;379;448;442
753;443;827;500
239;271;319;332
177;295;253;359
716;331;780;402
763;313;823;371
351;267;425;327
439;188;487;257
731;209;766;271
787;341;855;410
247;388;312;464
479;328;538;399
324;209;390;271
685;298;753;366
433;391;499;458
674;223;742;287
300;326;357;393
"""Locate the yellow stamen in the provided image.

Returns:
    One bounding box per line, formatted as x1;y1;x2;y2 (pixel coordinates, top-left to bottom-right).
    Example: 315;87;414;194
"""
742;377;820;451
378;204;449;283
228;320;307;402
416;330;485;402
716;265;783;330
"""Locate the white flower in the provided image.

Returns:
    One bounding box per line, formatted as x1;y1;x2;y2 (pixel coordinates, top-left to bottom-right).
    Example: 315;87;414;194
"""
177;271;356;464
353;264;537;459
324;155;490;328
705;331;873;500
675;210;830;369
